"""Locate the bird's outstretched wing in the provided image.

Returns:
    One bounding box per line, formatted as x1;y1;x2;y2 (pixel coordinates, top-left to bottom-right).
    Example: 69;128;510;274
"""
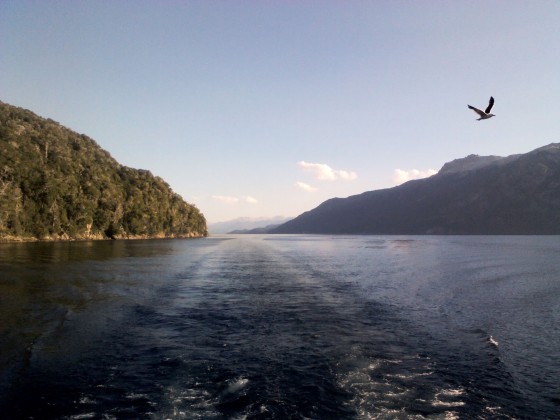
468;105;485;117
485;96;494;113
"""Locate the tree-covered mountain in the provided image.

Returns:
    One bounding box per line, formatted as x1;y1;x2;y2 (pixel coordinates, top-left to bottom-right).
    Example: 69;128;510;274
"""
0;101;207;241
271;143;560;235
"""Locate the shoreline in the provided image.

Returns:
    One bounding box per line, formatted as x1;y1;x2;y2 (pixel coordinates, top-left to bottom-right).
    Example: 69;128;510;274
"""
0;232;208;243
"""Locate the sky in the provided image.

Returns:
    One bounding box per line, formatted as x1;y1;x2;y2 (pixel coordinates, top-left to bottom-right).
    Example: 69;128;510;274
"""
2;1;559;224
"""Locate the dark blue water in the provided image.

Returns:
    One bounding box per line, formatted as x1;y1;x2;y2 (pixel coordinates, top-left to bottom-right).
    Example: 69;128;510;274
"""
1;235;559;419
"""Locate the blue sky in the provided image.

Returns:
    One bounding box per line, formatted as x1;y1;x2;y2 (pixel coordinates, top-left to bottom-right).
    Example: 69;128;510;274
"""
2;1;559;223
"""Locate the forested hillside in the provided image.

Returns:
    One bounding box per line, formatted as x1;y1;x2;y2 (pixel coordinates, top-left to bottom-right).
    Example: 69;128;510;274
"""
0;101;207;240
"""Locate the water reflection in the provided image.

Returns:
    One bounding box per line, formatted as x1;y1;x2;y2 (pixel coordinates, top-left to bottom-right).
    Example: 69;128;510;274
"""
0;239;180;265
0;238;206;411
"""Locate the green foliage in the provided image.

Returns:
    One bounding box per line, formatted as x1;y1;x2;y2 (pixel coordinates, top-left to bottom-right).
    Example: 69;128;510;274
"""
0;101;207;240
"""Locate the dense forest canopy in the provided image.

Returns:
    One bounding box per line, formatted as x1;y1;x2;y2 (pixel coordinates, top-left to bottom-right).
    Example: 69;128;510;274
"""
0;101;207;240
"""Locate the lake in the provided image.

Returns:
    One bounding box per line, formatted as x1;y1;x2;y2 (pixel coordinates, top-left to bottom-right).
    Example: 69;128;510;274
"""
1;235;559;418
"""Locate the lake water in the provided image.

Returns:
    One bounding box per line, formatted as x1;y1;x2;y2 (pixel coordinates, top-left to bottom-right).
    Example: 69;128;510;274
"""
1;235;559;419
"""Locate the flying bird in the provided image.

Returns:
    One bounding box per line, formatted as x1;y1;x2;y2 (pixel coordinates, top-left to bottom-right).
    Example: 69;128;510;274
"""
468;96;495;120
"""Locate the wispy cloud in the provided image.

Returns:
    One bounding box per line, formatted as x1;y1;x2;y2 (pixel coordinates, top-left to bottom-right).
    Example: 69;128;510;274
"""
298;161;358;181
295;181;317;192
243;195;258;204
393;168;437;185
212;195;258;204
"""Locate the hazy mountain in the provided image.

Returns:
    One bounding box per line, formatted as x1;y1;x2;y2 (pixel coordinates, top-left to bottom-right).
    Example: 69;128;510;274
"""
271;144;560;235
229;223;286;234
209;216;293;234
0;101;207;241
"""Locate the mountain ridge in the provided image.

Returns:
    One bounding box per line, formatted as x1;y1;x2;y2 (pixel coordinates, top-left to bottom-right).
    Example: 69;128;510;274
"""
272;143;560;235
209;216;293;234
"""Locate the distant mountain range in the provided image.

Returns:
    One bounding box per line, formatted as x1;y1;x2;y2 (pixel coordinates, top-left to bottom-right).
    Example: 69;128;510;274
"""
271;144;560;235
229;223;287;234
209;216;293;234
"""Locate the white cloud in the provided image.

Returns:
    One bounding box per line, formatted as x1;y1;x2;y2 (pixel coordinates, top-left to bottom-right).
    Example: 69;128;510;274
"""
295;181;317;192
243;195;258;204
393;168;437;185
298;161;358;181
212;195;258;205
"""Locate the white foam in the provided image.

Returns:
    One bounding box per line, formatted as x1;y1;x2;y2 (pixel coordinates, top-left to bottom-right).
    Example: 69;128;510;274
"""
159;385;219;418
125;392;149;400
69;414;96;420
78;395;96;405
432;387;466;408
385;388;411;398
337;356;440;418
385;371;434;380
439;388;465;397
226;377;250;394
484;405;503;415
432;400;466;408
